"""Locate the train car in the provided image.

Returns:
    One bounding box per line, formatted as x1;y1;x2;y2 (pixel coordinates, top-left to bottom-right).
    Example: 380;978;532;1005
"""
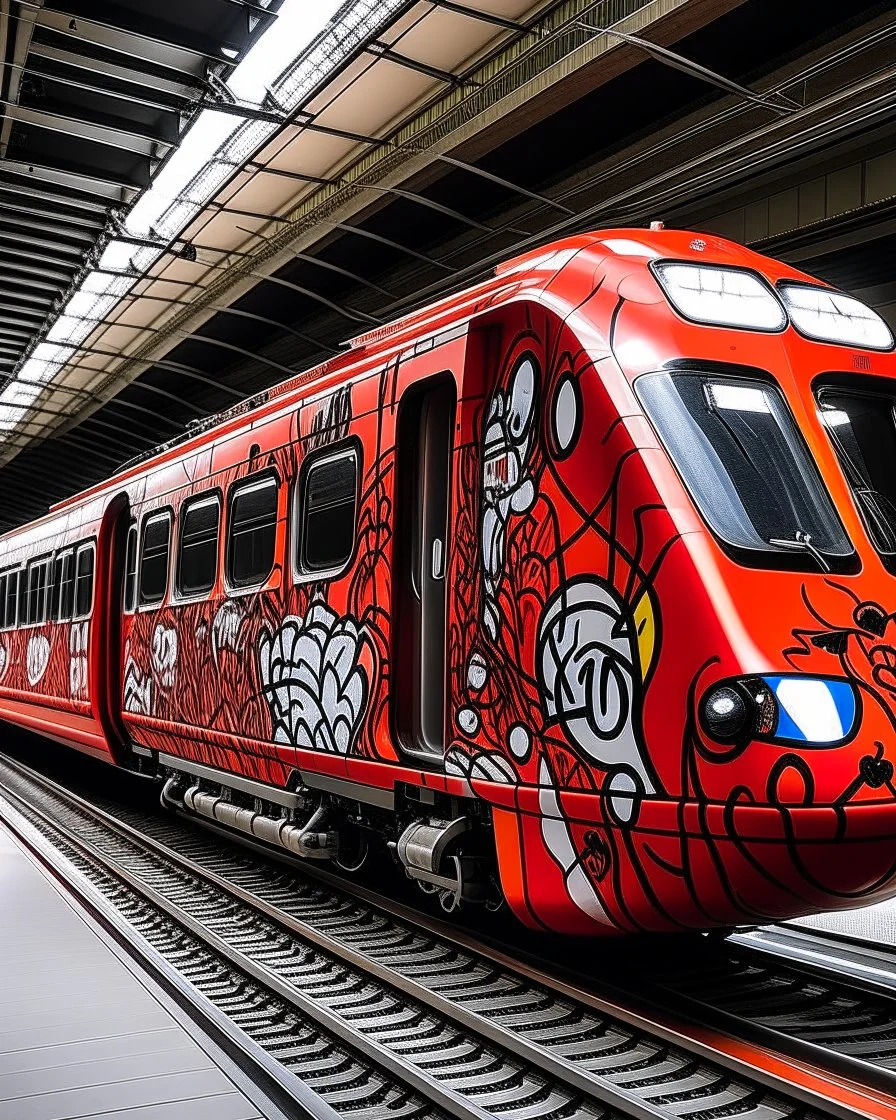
2;226;896;936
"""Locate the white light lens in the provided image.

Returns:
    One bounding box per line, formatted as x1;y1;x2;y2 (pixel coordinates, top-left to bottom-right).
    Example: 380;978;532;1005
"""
706;383;771;414
654;263;787;331
779;283;894;351
818;407;851;427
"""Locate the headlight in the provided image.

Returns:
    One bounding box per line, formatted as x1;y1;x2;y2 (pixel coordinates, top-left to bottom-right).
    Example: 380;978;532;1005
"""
700;675;858;747
779;283;894;351
653;262;787;331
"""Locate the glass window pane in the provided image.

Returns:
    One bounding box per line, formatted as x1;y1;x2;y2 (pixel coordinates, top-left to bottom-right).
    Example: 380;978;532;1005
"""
818;387;896;555
636;372;852;560
177;497;219;596
27;562;47;624
0;575;6;630
299;449;358;573
6;571;18;629
75;546;94;618
59;553;75;620
140;514;171;605
124;525;137;613
227;478;277;588
50;556;63;620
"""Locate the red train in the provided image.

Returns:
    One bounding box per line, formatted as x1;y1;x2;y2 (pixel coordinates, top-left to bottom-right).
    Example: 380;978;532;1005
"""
2;227;896;935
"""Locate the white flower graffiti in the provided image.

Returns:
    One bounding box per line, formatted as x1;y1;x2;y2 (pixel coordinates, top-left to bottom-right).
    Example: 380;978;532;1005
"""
26;634;50;686
123;658;152;716
151;623;178;690
69;620;88;698
537;579;656;823
480;354;538;639
0;640;7;683
211;599;245;667
259;604;369;754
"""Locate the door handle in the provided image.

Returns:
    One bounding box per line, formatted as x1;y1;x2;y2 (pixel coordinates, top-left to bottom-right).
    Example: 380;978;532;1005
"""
431;538;444;580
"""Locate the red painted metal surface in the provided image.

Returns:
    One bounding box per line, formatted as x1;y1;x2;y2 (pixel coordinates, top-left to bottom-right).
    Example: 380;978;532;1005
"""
2;228;896;935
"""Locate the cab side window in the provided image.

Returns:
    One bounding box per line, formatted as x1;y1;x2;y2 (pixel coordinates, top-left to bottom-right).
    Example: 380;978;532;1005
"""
227;476;278;589
139;512;172;606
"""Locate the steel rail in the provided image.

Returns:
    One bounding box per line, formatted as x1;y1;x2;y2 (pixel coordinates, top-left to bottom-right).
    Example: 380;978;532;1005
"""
0;761;593;1120
0;792;339;1120
730;924;896;1001
0;752;857;1120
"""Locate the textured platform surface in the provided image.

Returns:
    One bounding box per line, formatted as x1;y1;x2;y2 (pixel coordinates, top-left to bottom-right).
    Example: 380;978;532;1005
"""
0;823;267;1120
794;899;896;946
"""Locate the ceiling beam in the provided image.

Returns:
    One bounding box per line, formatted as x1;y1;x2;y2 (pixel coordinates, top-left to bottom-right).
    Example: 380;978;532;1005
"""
364;40;476;87
0;207;97;243
4;102;168;158
0;227;85;258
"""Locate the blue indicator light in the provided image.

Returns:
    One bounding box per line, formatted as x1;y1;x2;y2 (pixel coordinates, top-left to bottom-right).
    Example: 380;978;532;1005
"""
760;675;857;745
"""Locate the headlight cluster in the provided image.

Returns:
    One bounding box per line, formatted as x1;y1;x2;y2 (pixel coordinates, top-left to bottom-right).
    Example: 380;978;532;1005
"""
700;674;858;748
778;283;894;351
652;261;894;351
653;263;786;332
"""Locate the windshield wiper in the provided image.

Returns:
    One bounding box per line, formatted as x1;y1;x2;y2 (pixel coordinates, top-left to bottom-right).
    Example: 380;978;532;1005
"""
768;529;832;573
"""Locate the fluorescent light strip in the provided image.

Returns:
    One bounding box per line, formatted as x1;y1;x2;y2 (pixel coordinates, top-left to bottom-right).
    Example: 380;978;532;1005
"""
8;0;405;441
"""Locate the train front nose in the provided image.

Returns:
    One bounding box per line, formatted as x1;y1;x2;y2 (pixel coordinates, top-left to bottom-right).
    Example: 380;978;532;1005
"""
693;656;896;918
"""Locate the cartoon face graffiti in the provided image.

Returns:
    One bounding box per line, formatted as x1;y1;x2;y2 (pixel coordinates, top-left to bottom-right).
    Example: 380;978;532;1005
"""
480;354;538;639
809;599;896;709
537;579;657;823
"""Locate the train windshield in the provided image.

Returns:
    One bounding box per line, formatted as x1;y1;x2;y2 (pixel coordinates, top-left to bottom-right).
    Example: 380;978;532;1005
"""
637;370;853;568
817;385;896;556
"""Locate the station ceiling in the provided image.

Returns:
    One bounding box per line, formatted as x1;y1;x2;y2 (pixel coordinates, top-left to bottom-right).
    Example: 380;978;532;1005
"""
0;0;894;529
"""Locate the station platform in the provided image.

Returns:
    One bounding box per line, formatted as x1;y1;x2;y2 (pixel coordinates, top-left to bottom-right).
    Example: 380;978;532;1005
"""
794;900;896;948
0;823;275;1120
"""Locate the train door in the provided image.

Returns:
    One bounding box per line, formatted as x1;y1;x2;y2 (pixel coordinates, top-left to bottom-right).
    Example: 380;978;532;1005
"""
91;491;132;763
393;375;457;763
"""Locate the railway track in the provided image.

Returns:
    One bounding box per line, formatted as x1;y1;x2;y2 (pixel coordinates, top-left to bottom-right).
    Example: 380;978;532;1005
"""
0;752;889;1120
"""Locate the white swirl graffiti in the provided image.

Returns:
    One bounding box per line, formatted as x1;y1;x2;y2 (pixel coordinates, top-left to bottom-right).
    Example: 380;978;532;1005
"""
211;599;245;666
480;354;538;639
151;623;178;690
70;620;88;698
123;658;152;716
26;634;50;686
259;603;369;754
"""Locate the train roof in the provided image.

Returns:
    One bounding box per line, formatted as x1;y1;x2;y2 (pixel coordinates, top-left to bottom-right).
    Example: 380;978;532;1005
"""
3;227;818;540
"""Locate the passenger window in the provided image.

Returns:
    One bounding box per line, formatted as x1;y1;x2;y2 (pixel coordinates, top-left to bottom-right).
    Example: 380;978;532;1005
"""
123;524;137;613
296;446;359;575
59;551;75;620
26;558;51;625
227;476;278;589
177;495;220;597
0;574;6;631
74;545;95;618
139;513;172;605
5;571;19;630
52;551;73;621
